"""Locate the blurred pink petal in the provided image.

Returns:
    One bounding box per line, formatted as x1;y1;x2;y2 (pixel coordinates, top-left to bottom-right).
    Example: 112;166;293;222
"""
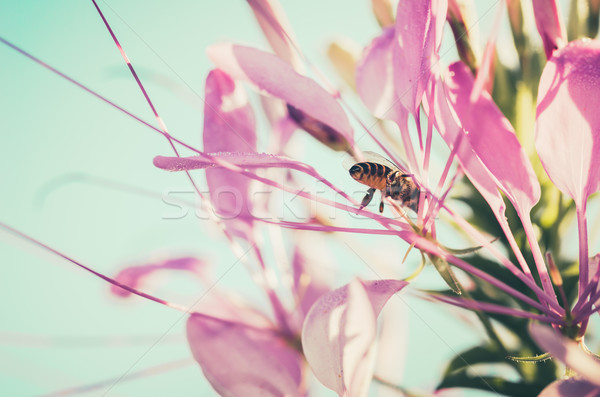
111;257;206;298
292;246;332;323
207;43;354;148
530;323;600;386
260;95;298;150
393;0;447;114
446;61;540;213
538;378;600;397
535;40;600;208
187;314;304;396
247;0;303;70
356;27;396;119
302;279;408;396
203;69;256;235
194;299;274;329
532;0;567;59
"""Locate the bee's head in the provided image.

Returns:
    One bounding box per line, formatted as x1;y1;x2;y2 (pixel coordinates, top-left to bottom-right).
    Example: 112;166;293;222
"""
349;165;363;180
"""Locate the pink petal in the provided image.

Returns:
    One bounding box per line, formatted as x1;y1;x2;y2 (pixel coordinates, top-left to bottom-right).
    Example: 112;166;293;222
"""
356;27;397;119
203;69;256;233
538;379;600;397
247;0;303;70
532;0;567;59
186;314;304;396
355;27;417;169
530;323;600;386
445;61;541;213
111;257;206;298
207;43;354;148
363;279;410;314
393;0;447;114
427;76;505;213
301;279;408;396
203;69;256;153
535;40;600;208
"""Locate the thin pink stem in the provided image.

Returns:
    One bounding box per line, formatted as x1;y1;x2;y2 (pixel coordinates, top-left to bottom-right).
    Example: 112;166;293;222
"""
497;214;535;280
572;257;600;315
251;243;293;336
0;222;187;312
90;0;167;133
341;102;410;173
39;358;194;397
259;219;405;235
444;205;565;314
0;331;183;348
577;204;590;298
90;0;202;178
520;212;559;307
429;295;565;325
572;289;600;323
415;109;425;153
416;111;429;226
422;137;460;233
422;91;434;181
424;168;462;234
396;232;563;318
398;110;420;174
443;252;560;317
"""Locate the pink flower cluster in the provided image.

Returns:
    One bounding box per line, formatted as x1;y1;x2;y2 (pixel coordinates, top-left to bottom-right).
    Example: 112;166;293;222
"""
2;0;600;396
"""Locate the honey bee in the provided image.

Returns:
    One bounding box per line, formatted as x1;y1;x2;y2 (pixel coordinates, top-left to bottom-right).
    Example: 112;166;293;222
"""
345;151;419;213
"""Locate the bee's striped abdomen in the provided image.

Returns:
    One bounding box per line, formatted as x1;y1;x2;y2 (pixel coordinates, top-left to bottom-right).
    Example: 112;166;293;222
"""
349;162;392;191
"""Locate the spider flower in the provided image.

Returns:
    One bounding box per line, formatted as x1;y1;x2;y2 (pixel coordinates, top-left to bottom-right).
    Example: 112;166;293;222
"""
4;0;600;396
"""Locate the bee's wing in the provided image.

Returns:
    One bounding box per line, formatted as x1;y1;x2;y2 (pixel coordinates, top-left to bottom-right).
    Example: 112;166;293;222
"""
342;154;358;171
360;151;400;171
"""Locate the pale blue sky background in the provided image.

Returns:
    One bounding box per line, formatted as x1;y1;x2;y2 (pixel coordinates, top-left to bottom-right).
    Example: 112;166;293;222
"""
0;1;586;396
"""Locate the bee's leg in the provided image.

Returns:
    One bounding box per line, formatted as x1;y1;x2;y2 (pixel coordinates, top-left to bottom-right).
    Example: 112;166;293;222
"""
380;184;391;213
360;188;376;209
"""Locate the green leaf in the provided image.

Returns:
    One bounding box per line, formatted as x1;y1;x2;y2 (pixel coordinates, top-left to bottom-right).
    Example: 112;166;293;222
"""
507;352;552;363
438;369;548;397
443;345;504;376
441;240;495;256
429;255;461;295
